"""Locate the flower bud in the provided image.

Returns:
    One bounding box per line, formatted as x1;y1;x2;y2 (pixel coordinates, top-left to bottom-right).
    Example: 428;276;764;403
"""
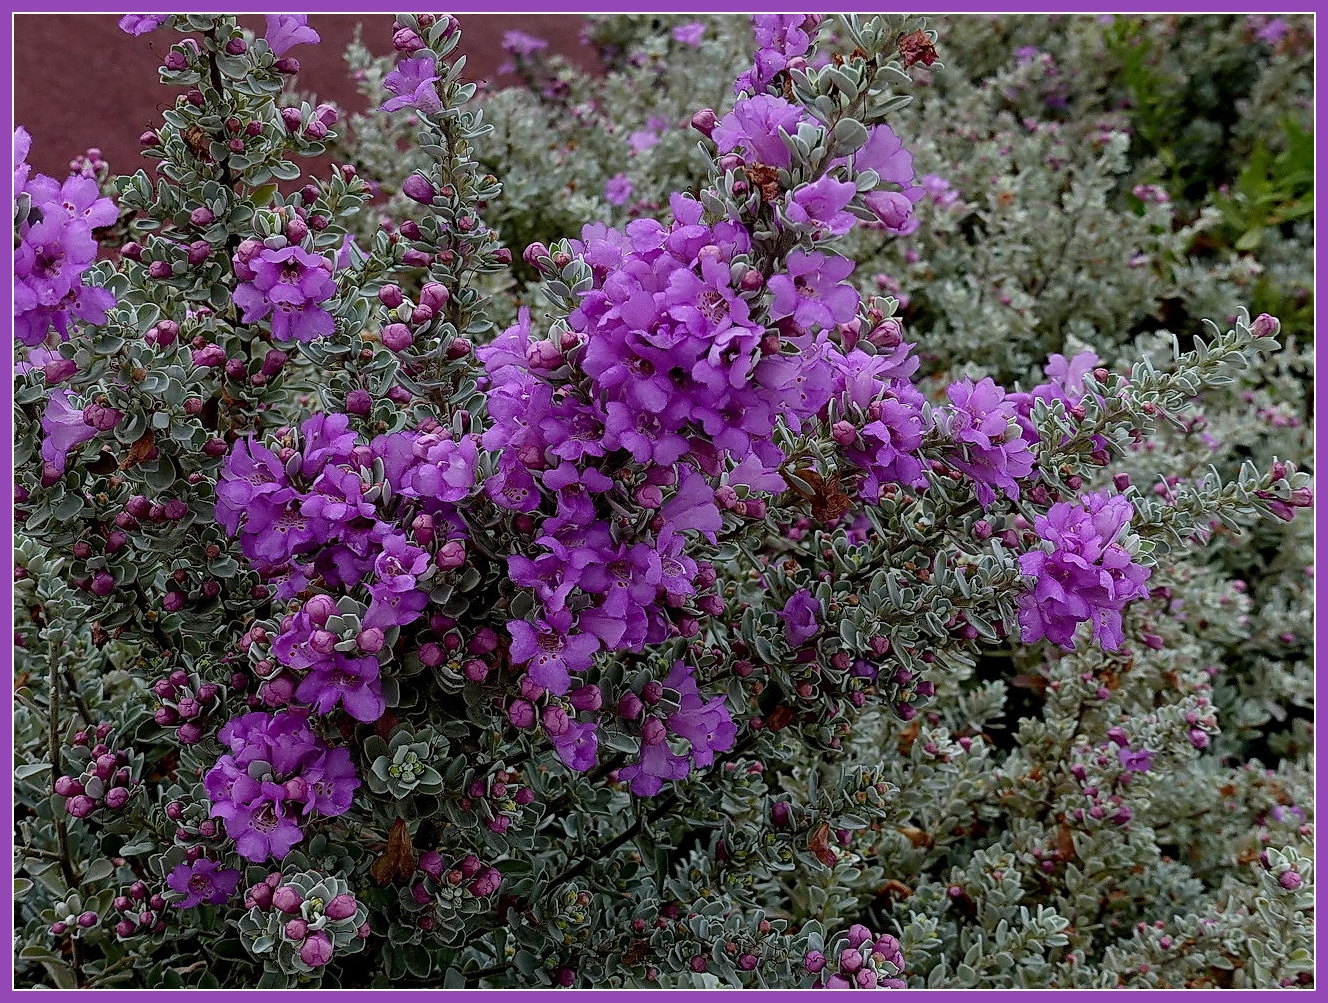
272;885;303;914
401;174;436;204
325;893;358;920
299;932;333;968
507;699;536;729
691;108;718;137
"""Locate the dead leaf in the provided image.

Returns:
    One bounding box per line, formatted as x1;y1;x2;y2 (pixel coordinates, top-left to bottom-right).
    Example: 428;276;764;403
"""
896;825;933;849
120;430;156;470
898;30;938;69
765;705;796;733
370;817;416;885
807;823;837;868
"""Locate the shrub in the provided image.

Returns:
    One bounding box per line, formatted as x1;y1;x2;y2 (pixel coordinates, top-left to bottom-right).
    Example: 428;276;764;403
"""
13;13;1312;989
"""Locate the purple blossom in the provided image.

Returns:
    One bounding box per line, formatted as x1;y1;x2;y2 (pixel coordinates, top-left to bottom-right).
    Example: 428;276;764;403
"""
381;55;442;115
672;21;705;46
232;243;335;343
39;391;99;477
712;94;804;169
118;14;170;36
205;711;359;862
14;157;118;345
166;858;241;908
1117;746;1154;773
1017;492;1152;651
265;14;320;56
665;661;736;767
502;30;548;58
735;14;821;95
507;610;601;695
784;176;858;237
778;588;821;646
943;377;1035;508
768;250;860;333
550;719;599;772
605;173;634;206
619;717;691;796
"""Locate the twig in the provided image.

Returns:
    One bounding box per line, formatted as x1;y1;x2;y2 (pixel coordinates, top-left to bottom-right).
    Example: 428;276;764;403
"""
46;638;85;988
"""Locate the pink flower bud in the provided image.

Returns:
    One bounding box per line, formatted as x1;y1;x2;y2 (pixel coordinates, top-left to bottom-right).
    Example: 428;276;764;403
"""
1251;313;1279;338
435;539;467;570
272;885;303;914
325;893;358;920
299;932;333;967
507;699;536;729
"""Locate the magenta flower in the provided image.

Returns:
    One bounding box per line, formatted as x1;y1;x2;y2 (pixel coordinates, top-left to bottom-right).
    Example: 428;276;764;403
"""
664;661;736;767
778;588;821;646
768;251;860;333
713;94;804;169
265;14;320;56
619;717;691;796
118;14;170;36
1017;492;1152;651
166;858;241;908
605;173;634;206
502;29;548;57
943;377;1035;508
382;54;442;114
38;391;99;476
507;610;601;695
784;176;858;237
672;21;705;46
232;244;336;343
550;719;599;772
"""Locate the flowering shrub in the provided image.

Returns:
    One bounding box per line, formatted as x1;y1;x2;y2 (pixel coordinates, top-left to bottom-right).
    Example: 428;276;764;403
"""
13;13;1313;990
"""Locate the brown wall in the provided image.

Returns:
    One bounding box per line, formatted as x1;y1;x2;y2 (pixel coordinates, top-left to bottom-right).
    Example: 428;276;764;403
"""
14;14;593;179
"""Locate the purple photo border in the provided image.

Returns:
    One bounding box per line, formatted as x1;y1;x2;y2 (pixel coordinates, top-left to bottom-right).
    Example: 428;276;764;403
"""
2;4;1319;998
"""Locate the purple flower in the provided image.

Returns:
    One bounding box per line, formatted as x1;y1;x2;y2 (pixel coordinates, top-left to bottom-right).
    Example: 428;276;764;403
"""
713;94;804;169
39;391;99;476
784;176;858;237
205;711;359;862
295;653;385;723
502;30;548;58
118;14;170;36
550;718;599;772
605;173;634;206
778;588;821;646
166;858;241;908
665;661;736;767
943;377;1035;508
265;14;320;56
735;14;820;95
1017;492;1152;651
507;610;601;695
232;244;335;343
672;21;705;46
14;166;118;345
619;717;691;796
1117;746;1154;773
381;55;442;115
768;250;860;333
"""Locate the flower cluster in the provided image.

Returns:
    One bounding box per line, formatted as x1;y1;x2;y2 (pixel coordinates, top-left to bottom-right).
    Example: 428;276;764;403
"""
239;869;370;974
1017;491;1152;650
203;711;359;861
216;412;474;616
807;925;907;989
166;857;242;909
735;14;823;95
940;377;1036;508
13;127;117;347
232;240;336;343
